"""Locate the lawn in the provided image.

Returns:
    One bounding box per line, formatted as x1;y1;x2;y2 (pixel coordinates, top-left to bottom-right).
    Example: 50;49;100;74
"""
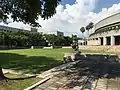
0;73;42;90
0;48;72;74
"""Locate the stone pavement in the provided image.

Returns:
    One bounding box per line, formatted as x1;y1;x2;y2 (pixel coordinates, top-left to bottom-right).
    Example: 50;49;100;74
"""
33;60;120;90
34;69;120;90
34;73;120;90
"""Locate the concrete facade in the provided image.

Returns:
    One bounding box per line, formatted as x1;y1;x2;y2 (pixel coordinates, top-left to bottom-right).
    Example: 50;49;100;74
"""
0;25;38;33
0;25;30;32
89;12;120;46
42;31;64;37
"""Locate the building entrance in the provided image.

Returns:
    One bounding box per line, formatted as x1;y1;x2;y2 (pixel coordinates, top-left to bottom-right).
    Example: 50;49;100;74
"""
115;36;120;45
100;37;103;45
106;37;111;45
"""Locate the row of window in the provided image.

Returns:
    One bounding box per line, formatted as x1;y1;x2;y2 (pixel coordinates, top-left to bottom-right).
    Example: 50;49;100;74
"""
90;23;120;36
95;24;120;33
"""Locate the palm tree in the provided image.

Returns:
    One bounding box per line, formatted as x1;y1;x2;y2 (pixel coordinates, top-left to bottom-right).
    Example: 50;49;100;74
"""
80;27;85;39
86;22;94;36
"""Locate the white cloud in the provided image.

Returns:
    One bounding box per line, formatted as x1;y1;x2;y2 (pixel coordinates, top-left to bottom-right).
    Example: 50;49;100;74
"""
39;0;98;37
1;0;120;38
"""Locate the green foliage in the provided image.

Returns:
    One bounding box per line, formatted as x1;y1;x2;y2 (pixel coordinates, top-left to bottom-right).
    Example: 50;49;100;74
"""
63;36;72;46
72;35;77;41
0;0;61;27
0;31;72;48
0;31;45;47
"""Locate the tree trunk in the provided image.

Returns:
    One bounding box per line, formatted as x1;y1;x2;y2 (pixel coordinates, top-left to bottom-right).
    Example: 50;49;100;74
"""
0;66;7;80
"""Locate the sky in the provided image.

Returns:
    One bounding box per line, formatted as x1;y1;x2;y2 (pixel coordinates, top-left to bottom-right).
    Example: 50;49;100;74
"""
62;0;120;13
1;0;120;37
94;0;120;13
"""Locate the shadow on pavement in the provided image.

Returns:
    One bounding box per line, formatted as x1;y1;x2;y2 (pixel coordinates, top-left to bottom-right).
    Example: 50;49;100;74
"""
63;54;120;89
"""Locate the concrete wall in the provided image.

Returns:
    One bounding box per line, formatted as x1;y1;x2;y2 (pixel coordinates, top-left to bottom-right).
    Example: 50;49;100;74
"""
79;45;120;52
95;12;120;30
87;40;100;46
90;29;120;39
90;13;120;46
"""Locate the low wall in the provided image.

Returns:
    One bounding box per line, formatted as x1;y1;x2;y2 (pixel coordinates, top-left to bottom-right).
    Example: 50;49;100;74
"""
31;46;44;49
43;46;62;49
79;45;120;52
76;53;120;61
62;46;72;48
64;53;120;63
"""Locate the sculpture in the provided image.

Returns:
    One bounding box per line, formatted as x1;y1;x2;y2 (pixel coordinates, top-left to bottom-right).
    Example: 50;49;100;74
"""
72;36;80;54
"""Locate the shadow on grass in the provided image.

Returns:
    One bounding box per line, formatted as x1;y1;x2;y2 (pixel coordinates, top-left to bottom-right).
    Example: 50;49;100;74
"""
9;76;36;80
0;53;62;74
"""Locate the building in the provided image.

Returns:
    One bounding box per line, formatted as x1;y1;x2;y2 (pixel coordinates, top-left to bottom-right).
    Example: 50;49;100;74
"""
31;27;38;32
89;12;120;46
42;31;64;37
0;25;26;32
0;25;38;33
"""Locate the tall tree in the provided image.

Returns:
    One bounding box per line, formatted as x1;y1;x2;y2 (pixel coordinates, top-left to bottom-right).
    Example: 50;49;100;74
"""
0;0;61;80
86;22;94;36
80;27;85;39
0;0;61;27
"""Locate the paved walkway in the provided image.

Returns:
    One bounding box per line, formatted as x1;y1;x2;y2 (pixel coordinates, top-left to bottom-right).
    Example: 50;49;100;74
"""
34;73;120;90
34;60;120;90
34;72;120;90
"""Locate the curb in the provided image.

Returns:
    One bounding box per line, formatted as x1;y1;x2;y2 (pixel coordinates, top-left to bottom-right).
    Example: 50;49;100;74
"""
24;76;51;90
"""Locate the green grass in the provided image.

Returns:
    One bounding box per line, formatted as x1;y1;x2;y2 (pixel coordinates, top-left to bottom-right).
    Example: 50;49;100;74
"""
81;49;120;55
0;48;72;73
0;73;42;90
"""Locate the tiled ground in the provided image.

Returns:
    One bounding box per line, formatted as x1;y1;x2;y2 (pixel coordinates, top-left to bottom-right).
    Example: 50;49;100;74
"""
34;71;120;90
34;60;120;90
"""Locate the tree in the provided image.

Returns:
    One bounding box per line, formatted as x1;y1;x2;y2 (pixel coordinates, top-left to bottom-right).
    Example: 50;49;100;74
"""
80;27;85;39
0;0;61;80
0;0;61;27
63;36;72;46
86;22;94;36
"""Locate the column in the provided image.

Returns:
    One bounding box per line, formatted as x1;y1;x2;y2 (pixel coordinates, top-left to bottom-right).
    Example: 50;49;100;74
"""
103;37;107;45
111;36;115;45
98;38;101;45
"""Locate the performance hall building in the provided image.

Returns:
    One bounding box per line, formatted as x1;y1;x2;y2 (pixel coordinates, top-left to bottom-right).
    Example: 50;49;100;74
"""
88;12;120;46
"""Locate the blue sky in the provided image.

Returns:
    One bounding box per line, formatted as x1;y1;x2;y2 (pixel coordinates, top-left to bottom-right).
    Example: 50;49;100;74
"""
62;0;120;13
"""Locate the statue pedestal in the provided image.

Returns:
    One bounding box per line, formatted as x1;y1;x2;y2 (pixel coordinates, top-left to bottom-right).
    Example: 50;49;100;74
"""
63;52;81;63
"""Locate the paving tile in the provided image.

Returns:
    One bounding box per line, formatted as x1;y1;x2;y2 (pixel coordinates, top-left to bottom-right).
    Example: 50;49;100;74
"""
48;86;57;90
58;87;68;90
56;81;64;85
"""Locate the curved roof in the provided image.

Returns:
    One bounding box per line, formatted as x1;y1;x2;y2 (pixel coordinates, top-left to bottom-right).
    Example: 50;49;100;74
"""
94;12;120;31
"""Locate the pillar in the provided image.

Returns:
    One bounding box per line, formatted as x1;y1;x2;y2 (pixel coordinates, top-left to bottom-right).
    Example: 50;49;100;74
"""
103;37;107;45
98;38;101;45
111;36;115;45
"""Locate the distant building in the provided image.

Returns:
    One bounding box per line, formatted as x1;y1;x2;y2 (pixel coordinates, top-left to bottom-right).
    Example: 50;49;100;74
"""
0;25;26;33
42;31;64;37
56;31;64;37
0;25;38;33
31;27;38;32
